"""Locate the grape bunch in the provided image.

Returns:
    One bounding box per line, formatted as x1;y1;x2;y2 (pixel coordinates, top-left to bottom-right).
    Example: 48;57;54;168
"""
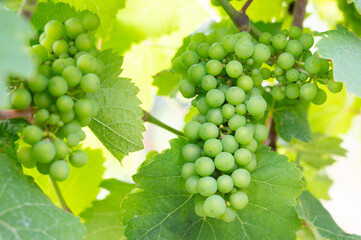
175;32;269;222
7;12;103;181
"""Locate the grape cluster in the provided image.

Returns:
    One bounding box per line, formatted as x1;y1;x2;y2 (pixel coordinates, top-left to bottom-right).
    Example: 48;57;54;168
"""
8;13;102;181
176;32;270;222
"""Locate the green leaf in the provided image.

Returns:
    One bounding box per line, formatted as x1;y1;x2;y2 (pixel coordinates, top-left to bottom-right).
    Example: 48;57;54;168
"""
88;49;145;160
252;22;283;35
0;119;27;158
184;106;198;123
296;191;361;240
152;69;182;96
273;100;312;142
348;0;361;14
0;153;86;239
123;138;303;240
338;0;361;36
23;147;106;216
316;27;361;98
303;166;333;200
80;179;134;240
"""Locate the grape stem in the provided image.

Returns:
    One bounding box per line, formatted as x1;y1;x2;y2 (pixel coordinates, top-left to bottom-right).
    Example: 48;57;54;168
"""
49;176;73;213
18;0;38;20
142;110;184;137
241;0;253;13
0;107;35;124
292;0;308;29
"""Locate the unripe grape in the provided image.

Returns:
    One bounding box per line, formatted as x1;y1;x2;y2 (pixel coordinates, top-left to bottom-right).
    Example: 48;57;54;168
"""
300;83;318;100
34;109;49;123
183;121;201;140
191;32;206;44
194;197;207;217
244;157;257;172
197;43;210;58
244;139;258;152
22;125;43;145
235;39;253;59
234;148;252;165
205;59;223;76
286;68;299;82
77;54;98;74
53;40;69;56
61;66;82;87
228;114;246;131
289;26;302;39
48;76;68;97
259;32;273;44
319;59;330;74
69;150;87;167
272;34;287;50
44;20;64;40
230;191;248;210
82;12;100;31
278;52;295;70
237;75;254;92
197;176;217;197
80;73;100;93
221;104;235;119
200;75;217;91
187;41;199;51
252;44;270;63
206;108;223;125
286;39;303;57
38;65;52;79
226;60;243;78
260;68;272;80
204;195;226;218
10;89;31;110
203;138;223;157
181;51;199;68
298;33;314;50
65;18;84;39
36;162;51;175
27;74;48;92
61;120;82;137
217;175;234;193
285;83;300;99
32;140;56;164
199;122;219;140
217;85;229;95
179;79;196;98
182;144;202;162
206;89;225;108
188;64;206;84
231;169;251;188
222;34;238;52
236;31;252;40
271;86;285;101
185;176;199;194
67;133;80;147
235;127;253;145
226;86;245;105
48;113;60;126
214;152;235;171
40;37;55;52
181;162;196;179
194;156;215;176
311;88;327;105
75;99;93;117
51;58;73;75
208;42;226;60
254;124;268;142
304;56;321;74
32;44;48;63
327;80;343;93
17;147;36;168
246;95;267;116
235;104;246;115
49;160;70;181
220;207;237;223
55;95;74;112
54;139;69;159
196;97;210;115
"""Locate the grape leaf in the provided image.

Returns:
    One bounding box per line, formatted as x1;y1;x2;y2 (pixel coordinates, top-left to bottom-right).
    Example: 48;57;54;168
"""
303;166;333;200
338;0;361;36
0;153;86;239
316;27;361;98
80;179;134;240
23;147;106;216
296;191;361;240
0;119;27;158
152;69;182;96
348;0;361;13
123;138;303;240
87;49;144;160
252;22;283;35
273;100;312;142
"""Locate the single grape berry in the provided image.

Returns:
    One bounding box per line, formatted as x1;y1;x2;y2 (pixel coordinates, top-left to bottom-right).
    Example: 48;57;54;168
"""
185;176;200;194
226;60;243;78
17;147;36;168
235;39;253;59
62;66;83;87
44;20;64;40
49;160;70;181
194;157;215;176
75;99;94;117
82;12;100;31
298;33;314;50
304;56;321;74
230;191;248;210
56;95;74;112
199;122;219;140
22;125;43;145
69;150;87;167
182;144;201;162
203;195;226;218
205;59;223;76
221;104;235;119
254;124;269;142
183;121;201;140
67;133;80;147
27;74;48;92
272;86;285;101
289;26;302;39
259;32;273;45
220;207;237;223
225;86;245;105
311;88;327;105
203;139;223;157
53;40;69;56
197;176;217;197
277;52;295;70
179;79;196;98
188;64;206;84
10;89;32;110
54;139;69;159
246;95;267;116
34;109;49;123
272;34;287;50
237;75;254;92
181;163;196;179
214;152;235;171
222;34;238;52
197;43;210;58
234;148;252;165
235;127;253;145
65;18;84;39
206;89;225;108
208;42;226;60
300;83;318;100
228;114;246;131
80;73;100;93
48;76;68;97
285;83;300;99
221;135;239;153
181;51;199;68
327;80;343;93
217;175;234;193
32;140;56;164
252;44;270;63
77;54;98;74
194;197;207;217
206;108;223;125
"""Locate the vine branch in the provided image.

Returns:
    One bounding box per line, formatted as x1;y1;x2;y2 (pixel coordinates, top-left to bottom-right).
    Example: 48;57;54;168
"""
292;0;307;29
18;0;38;20
143;110;184;137
50;177;72;213
0;107;35;124
241;0;253;13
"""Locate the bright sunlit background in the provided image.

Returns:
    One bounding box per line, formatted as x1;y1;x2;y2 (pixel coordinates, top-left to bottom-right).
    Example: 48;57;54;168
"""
80;0;361;235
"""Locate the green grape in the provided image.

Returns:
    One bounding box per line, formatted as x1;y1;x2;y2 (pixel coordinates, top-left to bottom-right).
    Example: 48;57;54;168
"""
181;51;199;68
285;83;300;99
76;130;86;141
69;150;87;167
181;163;196;179
48;113;60;125
299;72;308;81
192;114;207;124
259;32;273;45
254;124;268;142
75;99;93;117
206;108;223;125
61;120;82;137
80;73;100;93
272;34;287;50
67;133;80;147
75;33;93;52
77;54;98;74
225;60;243;78
22;125;43;145
221;104;235;119
17;147;36;168
179;79;196;98
40;37;55;52
217;175;234;193
48;76;68;97
197;176;217;197
319;59;330;74
236;31;252;40
10;89;31;110
222;34;238;52
32;44;48;63
251;70;263;87
188;64;206;84
278;52;295;70
55;95;73;112
271;86;285;101
273;66;283;76
199;122;219;140
191;32;206;44
197;43;210;58
304;56;321;74
36;162;51;175
234;39;254;59
44;20;64;40
34;109;49;123
285;39;303;57
231;169;251;188
194;196;207;217
184;121;201;140
53;40;69;56
51;58;73;75
311;88;327;105
282;29;289;36
246;122;256;134
203;138;223;157
327;80;343;93
32;140;56;164
217;84;229;95
187;42;199;51
235;127;253;145
246;95;267;116
196;97;211;115
229;191;248;210
286;68;299;82
289;26;302;39
82;12;100;31
27;74;48;92
234;148;252;165
244;139;258;152
204;195;226;218
237;75;254;92
54;139;69;159
228;114;246;131
246;58;254;65
252;44;270;63
225;87;245;105
298;33;314;50
244;156;257;172
49;160;69;181
65;18;84;39
300;83;318;100
195;156;215;176
214;152;235;171
235;104;246;115
220;207;237;222
38;65;52;78
61;66;82;87
221;135;239;154
182;144;202;162
60;110;75;123
260;68;272;80
206;89;225;108
208;42;226;60
205;59;223;76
